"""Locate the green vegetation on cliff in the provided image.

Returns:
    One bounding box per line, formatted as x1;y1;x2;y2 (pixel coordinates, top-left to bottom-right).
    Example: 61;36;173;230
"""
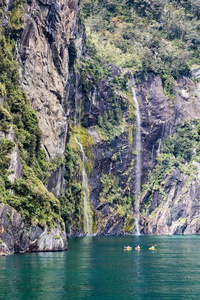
80;0;200;96
59;141;83;233
0;1;63;228
60;128;93;234
98;174;135;233
80;54;129;140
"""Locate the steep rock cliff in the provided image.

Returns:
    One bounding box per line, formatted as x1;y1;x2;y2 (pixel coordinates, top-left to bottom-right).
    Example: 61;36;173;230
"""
0;0;74;255
1;0;200;240
16;0;86;198
139;68;200;235
15;1;200;236
17;0;81;159
65;62;200;235
74;0;200;235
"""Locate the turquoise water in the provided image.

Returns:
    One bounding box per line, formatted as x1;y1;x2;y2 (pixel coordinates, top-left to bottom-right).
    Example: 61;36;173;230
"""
0;236;200;299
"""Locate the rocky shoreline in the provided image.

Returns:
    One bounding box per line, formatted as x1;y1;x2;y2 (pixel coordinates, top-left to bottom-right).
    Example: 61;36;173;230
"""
0;204;67;256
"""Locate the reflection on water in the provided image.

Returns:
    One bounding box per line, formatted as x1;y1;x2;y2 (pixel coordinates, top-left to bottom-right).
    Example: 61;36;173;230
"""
0;236;200;300
69;237;93;298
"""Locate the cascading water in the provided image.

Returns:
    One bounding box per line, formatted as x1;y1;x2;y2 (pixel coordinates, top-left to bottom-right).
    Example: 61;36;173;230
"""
74;136;91;235
74;66;91;235
130;73;141;235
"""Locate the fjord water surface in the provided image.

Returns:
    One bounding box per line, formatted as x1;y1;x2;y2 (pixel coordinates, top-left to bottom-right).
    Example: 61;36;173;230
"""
0;236;200;300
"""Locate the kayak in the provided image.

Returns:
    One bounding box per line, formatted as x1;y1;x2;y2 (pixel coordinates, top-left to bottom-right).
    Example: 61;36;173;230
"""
149;246;156;250
124;246;132;251
135;245;140;250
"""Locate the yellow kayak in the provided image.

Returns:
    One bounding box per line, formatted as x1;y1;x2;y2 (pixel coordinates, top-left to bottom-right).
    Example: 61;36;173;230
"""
124;246;132;251
149;245;156;250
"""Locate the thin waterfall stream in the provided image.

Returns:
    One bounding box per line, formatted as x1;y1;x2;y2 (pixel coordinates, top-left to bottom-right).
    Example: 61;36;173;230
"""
74;136;91;235
131;74;141;235
74;66;91;235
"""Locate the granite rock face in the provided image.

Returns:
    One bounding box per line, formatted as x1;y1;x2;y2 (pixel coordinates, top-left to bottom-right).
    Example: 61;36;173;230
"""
16;0;84;199
141;168;200;235
29;225;67;252
47;166;65;198
0;204;67;256
137;71;200;235
17;0;81;159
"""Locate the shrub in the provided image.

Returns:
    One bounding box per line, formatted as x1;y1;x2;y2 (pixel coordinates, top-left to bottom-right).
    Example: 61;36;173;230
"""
68;41;77;70
80;0;200;83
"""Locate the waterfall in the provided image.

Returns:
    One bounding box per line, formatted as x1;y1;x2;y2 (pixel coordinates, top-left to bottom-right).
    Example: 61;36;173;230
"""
73;64;91;235
131;74;141;236
74;136;91;235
